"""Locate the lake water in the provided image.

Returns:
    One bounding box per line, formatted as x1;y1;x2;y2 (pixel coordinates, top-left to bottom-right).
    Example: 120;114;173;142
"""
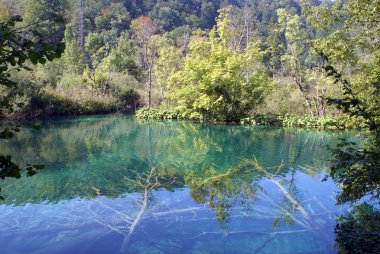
0;115;356;254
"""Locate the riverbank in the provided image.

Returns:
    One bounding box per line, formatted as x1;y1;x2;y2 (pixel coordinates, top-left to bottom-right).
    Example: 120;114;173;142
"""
1;88;140;121
2;104;366;131
136;108;366;130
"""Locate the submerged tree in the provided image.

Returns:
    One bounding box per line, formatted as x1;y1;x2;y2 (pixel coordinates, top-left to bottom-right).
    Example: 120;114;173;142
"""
183;158;336;252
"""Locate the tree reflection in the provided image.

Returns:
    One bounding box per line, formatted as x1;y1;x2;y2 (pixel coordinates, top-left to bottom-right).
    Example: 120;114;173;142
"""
175;159;343;253
184;159;334;245
185;165;262;225
0;115;344;205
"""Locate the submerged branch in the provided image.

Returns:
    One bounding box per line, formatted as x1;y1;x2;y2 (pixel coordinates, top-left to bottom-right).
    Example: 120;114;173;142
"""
119;167;159;253
190;229;308;240
249;158;334;245
186;165;253;188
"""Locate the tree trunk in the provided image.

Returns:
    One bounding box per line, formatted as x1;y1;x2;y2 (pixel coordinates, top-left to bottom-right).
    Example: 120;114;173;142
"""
147;66;152;108
294;75;314;117
76;0;85;50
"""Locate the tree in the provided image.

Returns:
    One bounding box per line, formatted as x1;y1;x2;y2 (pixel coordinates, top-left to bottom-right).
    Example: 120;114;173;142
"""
276;8;380;251
80;30;122;96
106;32;140;79
277;8;335;117
215;5;256;52
304;0;380;204
151;3;181;31
131;16;158;108
0;14;65;106
154;41;183;105
168;11;270;121
277;8;315;116
0;14;65;197
94;2;130;34
335;203;380;254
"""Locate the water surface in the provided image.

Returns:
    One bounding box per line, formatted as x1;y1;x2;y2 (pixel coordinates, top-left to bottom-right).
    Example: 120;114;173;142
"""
0;115;356;253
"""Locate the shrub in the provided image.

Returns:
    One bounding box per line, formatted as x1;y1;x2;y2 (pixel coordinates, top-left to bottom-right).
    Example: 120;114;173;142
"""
240;114;365;130
136;108;179;120
116;89;141;113
29;89;117;116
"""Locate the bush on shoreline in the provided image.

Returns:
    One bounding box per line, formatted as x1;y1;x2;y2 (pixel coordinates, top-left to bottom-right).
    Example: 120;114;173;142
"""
1;87;143;120
136;108;365;130
240;114;366;130
28;90;118;117
136;108;179;120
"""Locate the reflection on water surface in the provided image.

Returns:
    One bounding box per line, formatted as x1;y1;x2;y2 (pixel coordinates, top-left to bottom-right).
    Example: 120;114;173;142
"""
0;115;356;253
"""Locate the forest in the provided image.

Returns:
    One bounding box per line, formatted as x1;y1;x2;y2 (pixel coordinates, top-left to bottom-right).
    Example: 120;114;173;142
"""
0;0;379;253
0;0;375;123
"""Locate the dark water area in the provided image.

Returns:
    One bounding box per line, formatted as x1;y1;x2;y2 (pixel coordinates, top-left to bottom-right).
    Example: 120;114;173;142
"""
0;115;360;254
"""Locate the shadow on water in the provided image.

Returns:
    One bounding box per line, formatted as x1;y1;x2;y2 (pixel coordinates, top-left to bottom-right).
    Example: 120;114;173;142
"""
1;115;376;254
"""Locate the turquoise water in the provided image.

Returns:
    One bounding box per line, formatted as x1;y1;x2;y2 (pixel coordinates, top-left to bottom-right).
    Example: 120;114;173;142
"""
0;115;356;253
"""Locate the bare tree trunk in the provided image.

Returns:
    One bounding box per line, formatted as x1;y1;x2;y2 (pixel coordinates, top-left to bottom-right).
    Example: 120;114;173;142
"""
304;96;314;117
103;71;112;95
244;3;250;50
147;66;152;108
313;96;319;118
294;75;314;117
78;0;85;49
160;87;164;102
132;17;157;108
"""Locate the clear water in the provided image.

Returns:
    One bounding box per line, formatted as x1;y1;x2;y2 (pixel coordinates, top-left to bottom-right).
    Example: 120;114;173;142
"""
0;115;357;254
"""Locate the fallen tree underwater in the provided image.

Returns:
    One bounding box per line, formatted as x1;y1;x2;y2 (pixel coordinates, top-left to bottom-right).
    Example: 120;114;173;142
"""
119;167;160;253
81;161;336;253
249;158;335;247
85;167;162;254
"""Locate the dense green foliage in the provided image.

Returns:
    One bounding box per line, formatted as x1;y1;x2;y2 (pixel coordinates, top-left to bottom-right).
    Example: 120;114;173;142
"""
0;7;65;198
136;109;364;130
166;13;270;121
306;1;380;251
335;203;380;254
0;0;341;119
304;0;380;206
136;107;179;120
241;114;364;130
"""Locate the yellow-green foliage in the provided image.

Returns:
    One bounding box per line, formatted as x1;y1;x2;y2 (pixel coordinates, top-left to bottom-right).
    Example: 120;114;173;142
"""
136;108;179;120
166;12;271;121
241;114;366;130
